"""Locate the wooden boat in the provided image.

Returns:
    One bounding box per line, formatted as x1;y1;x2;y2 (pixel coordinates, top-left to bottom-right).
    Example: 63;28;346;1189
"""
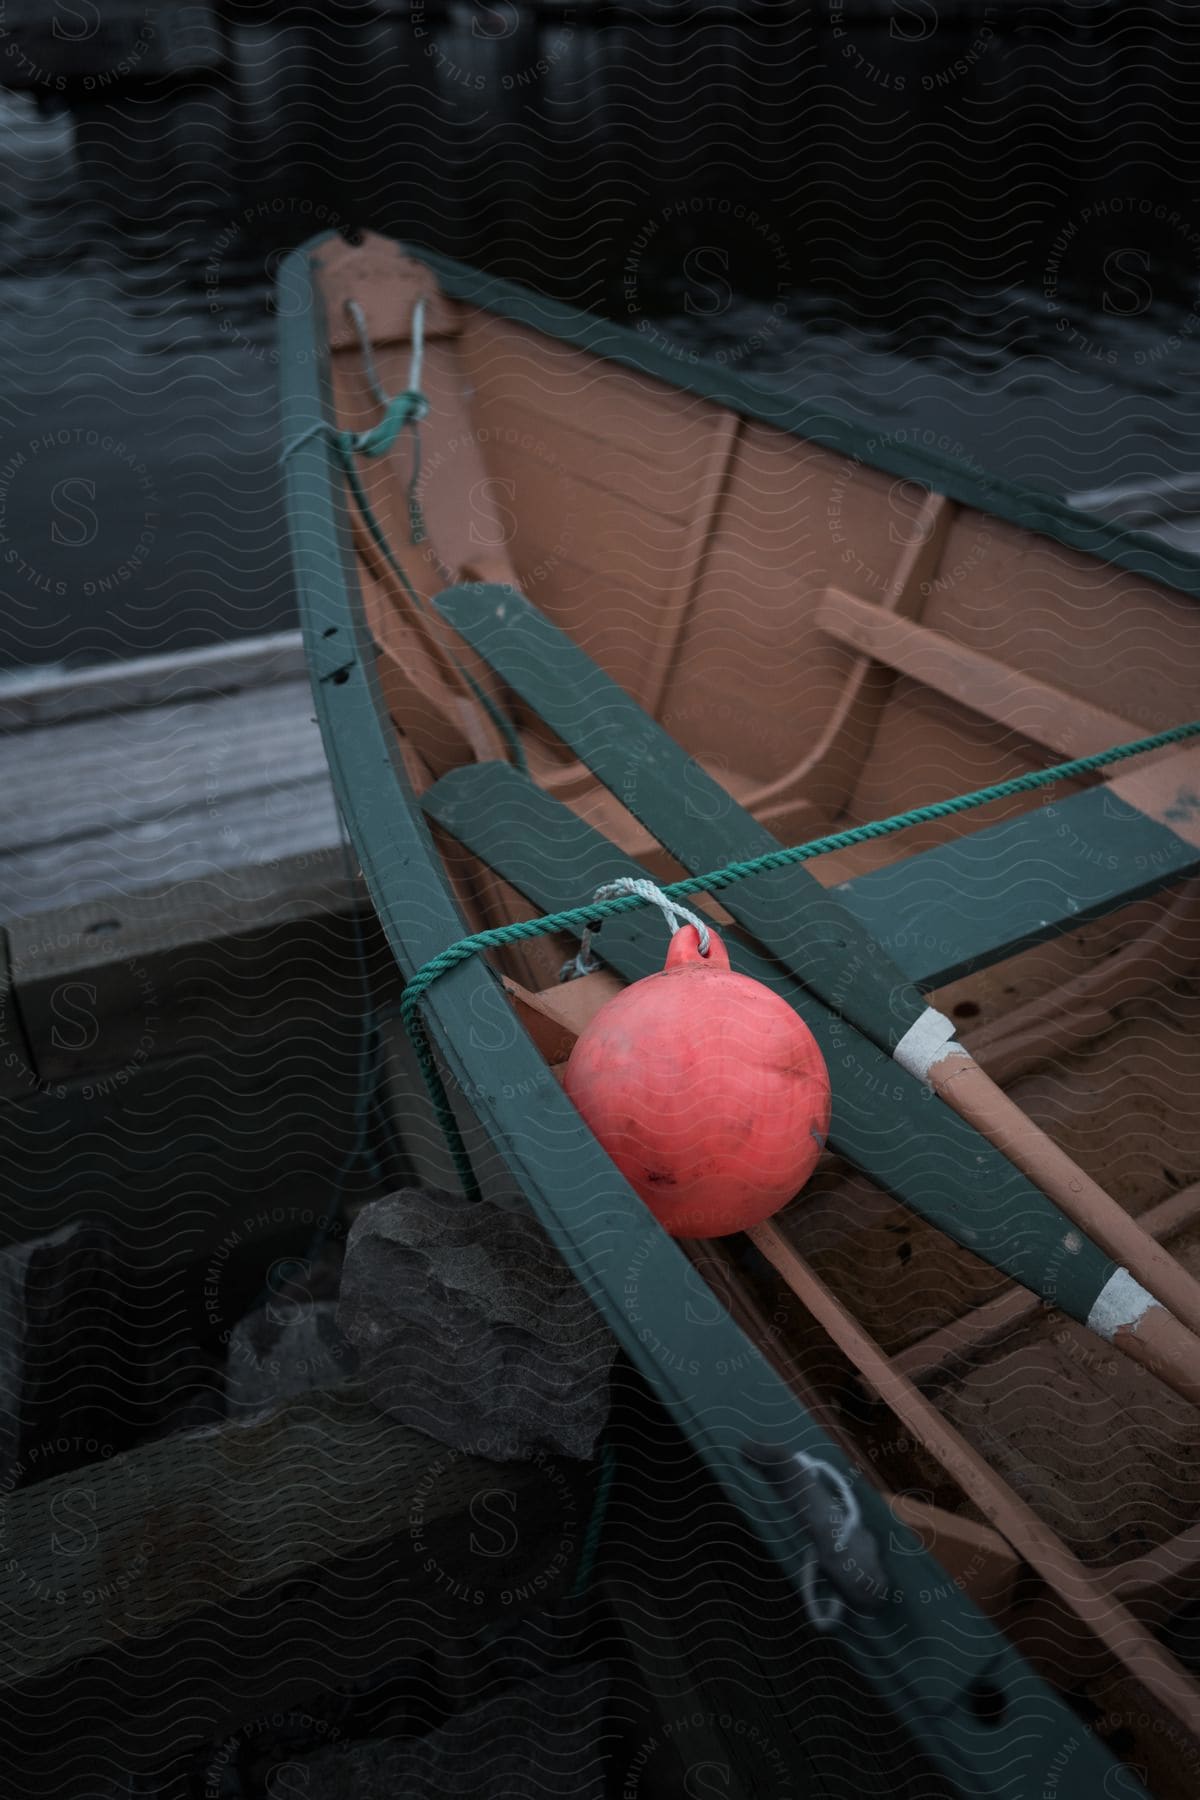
279;231;1200;1799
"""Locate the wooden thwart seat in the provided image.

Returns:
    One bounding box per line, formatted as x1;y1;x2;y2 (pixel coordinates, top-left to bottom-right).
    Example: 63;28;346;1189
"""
818;587;1142;767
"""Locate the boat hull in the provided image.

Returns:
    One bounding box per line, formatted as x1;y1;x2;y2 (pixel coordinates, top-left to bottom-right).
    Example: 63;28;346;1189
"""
279;229;1200;1798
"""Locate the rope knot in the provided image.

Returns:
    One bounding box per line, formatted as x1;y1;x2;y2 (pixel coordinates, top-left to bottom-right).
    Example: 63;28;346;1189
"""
347;389;430;456
595;878;712;955
279;295;429;473
559;877;713;982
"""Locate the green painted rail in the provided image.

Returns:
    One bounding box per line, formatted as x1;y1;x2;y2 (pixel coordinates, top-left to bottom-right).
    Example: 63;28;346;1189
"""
826;785;1200;987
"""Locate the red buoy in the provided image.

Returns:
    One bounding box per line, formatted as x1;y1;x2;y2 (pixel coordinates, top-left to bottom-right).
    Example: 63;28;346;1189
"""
563;924;831;1238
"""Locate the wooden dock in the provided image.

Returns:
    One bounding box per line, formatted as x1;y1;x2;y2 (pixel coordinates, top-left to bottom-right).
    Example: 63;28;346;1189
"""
0;627;789;1800
0;632;340;920
0;633;613;1788
0;632;387;1260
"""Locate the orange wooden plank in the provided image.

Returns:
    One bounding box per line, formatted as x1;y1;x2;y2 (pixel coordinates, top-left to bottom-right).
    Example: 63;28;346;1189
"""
818;588;1138;763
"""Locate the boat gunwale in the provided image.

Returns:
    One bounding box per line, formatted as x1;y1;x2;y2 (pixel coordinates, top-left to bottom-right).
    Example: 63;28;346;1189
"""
276;228;1154;1799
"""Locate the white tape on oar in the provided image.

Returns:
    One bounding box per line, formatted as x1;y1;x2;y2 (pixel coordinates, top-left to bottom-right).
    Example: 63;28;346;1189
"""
892;1006;958;1079
1087;1268;1158;1342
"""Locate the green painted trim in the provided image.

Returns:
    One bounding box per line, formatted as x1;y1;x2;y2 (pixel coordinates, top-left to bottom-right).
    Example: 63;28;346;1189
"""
835;785;1200;988
277;237;1146;1800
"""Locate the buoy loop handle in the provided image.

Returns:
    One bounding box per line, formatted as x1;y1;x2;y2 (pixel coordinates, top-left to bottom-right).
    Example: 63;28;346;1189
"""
594;877;713;955
560;876;716;982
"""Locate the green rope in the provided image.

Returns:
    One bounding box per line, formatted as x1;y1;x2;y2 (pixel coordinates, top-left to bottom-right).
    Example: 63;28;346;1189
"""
399;716;1200;1199
569;1440;618;1599
343;457;530;776
286;403;530;779
282;391;430;467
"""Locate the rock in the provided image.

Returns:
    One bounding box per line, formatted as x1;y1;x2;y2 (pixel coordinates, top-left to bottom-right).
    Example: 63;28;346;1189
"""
299;1663;610;1800
0;1220;127;1482
138;1326;225;1441
337;1190;616;1461
225;1299;357;1417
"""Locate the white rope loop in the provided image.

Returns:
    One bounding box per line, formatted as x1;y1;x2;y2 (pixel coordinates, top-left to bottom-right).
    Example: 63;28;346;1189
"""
345;297;389;406
794;1450;861;1556
346;294;426;402
282;296;429;465
344;295;430;429
799;1548;842;1632
596;877;712;954
559;876;713;982
792;1450;863;1632
409;293;426;392
741;1443;871;1634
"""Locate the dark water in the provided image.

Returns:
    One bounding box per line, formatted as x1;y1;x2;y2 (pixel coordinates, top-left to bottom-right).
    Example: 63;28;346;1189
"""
3;3;1200;669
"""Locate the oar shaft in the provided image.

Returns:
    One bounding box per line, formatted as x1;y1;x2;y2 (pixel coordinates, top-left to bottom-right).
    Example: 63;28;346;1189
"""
924;1043;1200;1401
748;1219;1200;1740
1117;1302;1200;1410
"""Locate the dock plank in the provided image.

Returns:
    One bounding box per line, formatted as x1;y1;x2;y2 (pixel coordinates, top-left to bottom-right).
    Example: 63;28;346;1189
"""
0;636;339;919
0;679;328;852
0;775;342;920
0;631;306;731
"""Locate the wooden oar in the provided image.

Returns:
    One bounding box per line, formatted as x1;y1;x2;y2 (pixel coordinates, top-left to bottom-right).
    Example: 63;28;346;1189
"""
427;581;1200;1404
912;1039;1200;1394
747;1220;1200;1745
